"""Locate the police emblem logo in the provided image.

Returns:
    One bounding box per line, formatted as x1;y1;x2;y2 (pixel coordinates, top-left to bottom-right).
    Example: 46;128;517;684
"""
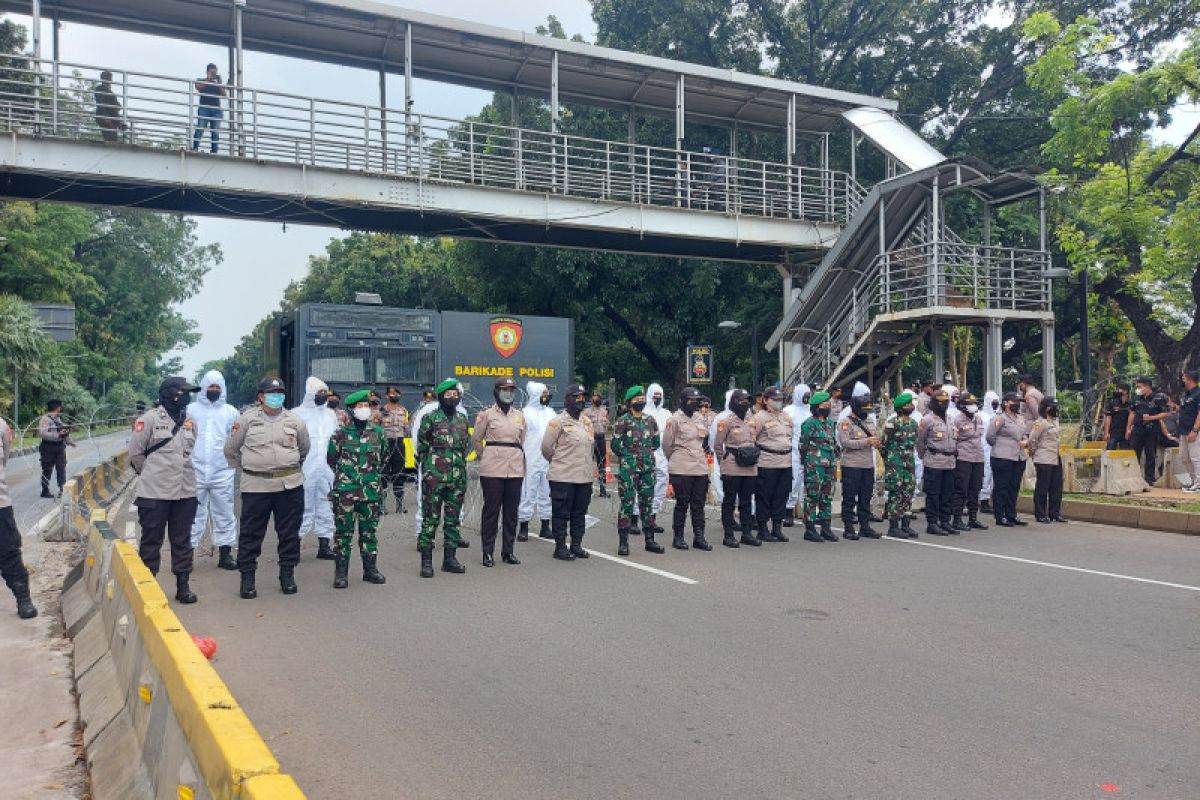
489;316;523;359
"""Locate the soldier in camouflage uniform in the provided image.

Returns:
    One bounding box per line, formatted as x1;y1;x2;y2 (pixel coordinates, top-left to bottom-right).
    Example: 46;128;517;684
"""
327;390;387;588
881;391;920;539
610;385;666;556
799;390;840;542
416;378;471;578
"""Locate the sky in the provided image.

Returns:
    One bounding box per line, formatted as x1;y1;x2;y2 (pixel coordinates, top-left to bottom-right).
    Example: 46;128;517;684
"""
3;2;1197;378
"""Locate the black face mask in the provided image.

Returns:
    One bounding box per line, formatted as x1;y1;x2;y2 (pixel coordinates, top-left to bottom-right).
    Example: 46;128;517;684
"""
682;400;698;417
565;395;585;416
314;393;328;407
592;398;602;407
439;397;460;414
630;400;647;413
929;399;948;415
1046;407;1058;418
160;389;189;422
731;400;751;419
899;406;914;416
815;406;831;419
853;405;871;419
327;399;340;410
205;389;221;403
387;395;400;405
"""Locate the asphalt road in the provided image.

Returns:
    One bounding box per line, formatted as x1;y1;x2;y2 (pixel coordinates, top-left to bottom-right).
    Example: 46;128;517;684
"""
6;430;132;533
120;489;1198;800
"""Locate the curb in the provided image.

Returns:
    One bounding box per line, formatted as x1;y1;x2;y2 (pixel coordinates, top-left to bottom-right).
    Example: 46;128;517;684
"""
1016;495;1200;536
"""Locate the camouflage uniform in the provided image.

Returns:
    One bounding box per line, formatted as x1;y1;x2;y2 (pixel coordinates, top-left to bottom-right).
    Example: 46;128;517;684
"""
326;418;386;559
799;415;840;522
610;412;659;530
416;408;470;549
882;416;919;520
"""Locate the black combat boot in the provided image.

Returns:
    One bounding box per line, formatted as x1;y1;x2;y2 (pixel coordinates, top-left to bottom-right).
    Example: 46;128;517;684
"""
901;517;918;538
482;552;495;568
333;554;350;589
860;520;882;539
539;519;553;540
396;490;407;515
722;524;739;548
316;538;335;560
740;523;761;547
442;545;466;573
820;521;839;542
950;516;968;532
502;552;521;565
968;513;989;530
419;547;434;578
802;522;823;543
279;565;298;594
886;520;908;539
569;535;589;559
672;530;689;550
517;521;529;542
239;571;257;599
599;482;608;498
926;520;948;536
650;521;665;534
217;545;237;570
692;524;712;551
362;553;386;584
643;526;665;554
174;573;197;604
552;532;575;561
617;526;631;556
11;581;37;619
758;521;779;543
773;521;790;543
457;535;470;549
842;520;860;540
781;511;795;528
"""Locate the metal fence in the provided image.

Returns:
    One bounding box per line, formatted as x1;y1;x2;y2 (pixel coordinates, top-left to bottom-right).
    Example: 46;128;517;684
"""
0;56;859;225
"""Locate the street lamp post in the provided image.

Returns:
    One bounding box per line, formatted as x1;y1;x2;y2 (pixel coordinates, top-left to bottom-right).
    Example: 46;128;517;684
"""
718;320;760;393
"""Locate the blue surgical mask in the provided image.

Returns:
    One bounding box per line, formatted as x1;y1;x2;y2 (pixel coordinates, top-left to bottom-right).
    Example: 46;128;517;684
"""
264;392;286;410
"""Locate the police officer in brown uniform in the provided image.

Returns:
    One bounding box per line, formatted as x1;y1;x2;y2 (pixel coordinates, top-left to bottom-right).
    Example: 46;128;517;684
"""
713;388;760;548
916;388;957;536
470;377;527;567
224;376;311;599
130;377;200;603
950;392;988;531
380;386;411;513
583;391;610;497
662;386;713;550
753;386;794;543
541;383;595;561
835;394;881;540
986;392;1029;527
1;417;38;618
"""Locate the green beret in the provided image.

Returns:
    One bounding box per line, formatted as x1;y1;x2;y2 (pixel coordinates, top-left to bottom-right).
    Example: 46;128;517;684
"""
624;385;645;402
809;390;831;406
434;378;460;396
345;389;370;406
893;391;914;410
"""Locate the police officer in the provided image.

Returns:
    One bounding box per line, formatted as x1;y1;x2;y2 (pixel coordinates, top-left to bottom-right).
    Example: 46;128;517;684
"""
610;386;665;555
713;388;760;547
38;400;74;498
836;393;881;540
130;377;200;603
950;392;988;531
986;392;1029;527
541;383;596;561
882;392;920;539
917;388;956;535
1103;382;1132;451
754;386;794;543
416;379;471;577
1126;377;1169;487
470;377;527;567
583;390;610;497
1028;396;1066;523
224;376;311;599
327;390;387;588
1;416;37;618
380;385;411;513
799;391;839;542
662;386;712;551
1180;370;1200;493
1017;374;1044;426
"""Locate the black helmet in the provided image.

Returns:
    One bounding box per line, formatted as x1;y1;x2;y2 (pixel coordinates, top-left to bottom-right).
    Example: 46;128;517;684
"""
849;394;874;417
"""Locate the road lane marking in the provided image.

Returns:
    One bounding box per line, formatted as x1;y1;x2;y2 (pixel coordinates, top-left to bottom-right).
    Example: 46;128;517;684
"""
877;534;1200;593
526;535;698;585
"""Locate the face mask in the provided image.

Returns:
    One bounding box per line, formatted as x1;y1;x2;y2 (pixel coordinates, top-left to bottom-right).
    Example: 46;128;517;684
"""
565;395;585;414
965;404;978;414
731;401;751;418
853;406;870;419
315;393;328;406
991;401;1000;411
353;407;372;421
387;395;400;404
630;400;647;412
683;400;698;416
653;396;663;407
768;399;783;412
497;390;515;405
206;389;221;403
264;392;285;410
1047;407;1058;418
815;406;831;418
930;399;948;414
440;396;460;413
593;398;602;407
899;406;914;416
327;399;340;410
540;394;550;406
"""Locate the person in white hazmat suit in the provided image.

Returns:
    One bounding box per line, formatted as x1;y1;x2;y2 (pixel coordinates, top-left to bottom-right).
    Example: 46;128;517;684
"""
294;376;338;560
187;369;240;569
644;383;671;531
708;389;736;502
518;381;555;541
979;390;1000;510
785;383;812;525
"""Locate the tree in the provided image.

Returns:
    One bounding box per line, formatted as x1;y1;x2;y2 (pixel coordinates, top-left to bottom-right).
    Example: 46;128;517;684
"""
0;294;48;415
1026;14;1200;394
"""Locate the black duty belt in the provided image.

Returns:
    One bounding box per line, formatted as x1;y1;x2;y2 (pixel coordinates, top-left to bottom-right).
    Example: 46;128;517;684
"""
243;467;300;479
759;445;790;455
487;441;522;448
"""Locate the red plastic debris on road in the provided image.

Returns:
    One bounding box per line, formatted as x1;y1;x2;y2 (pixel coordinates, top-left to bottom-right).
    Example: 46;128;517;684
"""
191;635;217;660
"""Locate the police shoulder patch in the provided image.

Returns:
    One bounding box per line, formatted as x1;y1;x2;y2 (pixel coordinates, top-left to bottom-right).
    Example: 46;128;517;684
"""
840;421;849;430
183;419;194;430
548;420;560;429
993;418;1002;427
231;423;240;432
717;420;728;432
133;420;145;432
